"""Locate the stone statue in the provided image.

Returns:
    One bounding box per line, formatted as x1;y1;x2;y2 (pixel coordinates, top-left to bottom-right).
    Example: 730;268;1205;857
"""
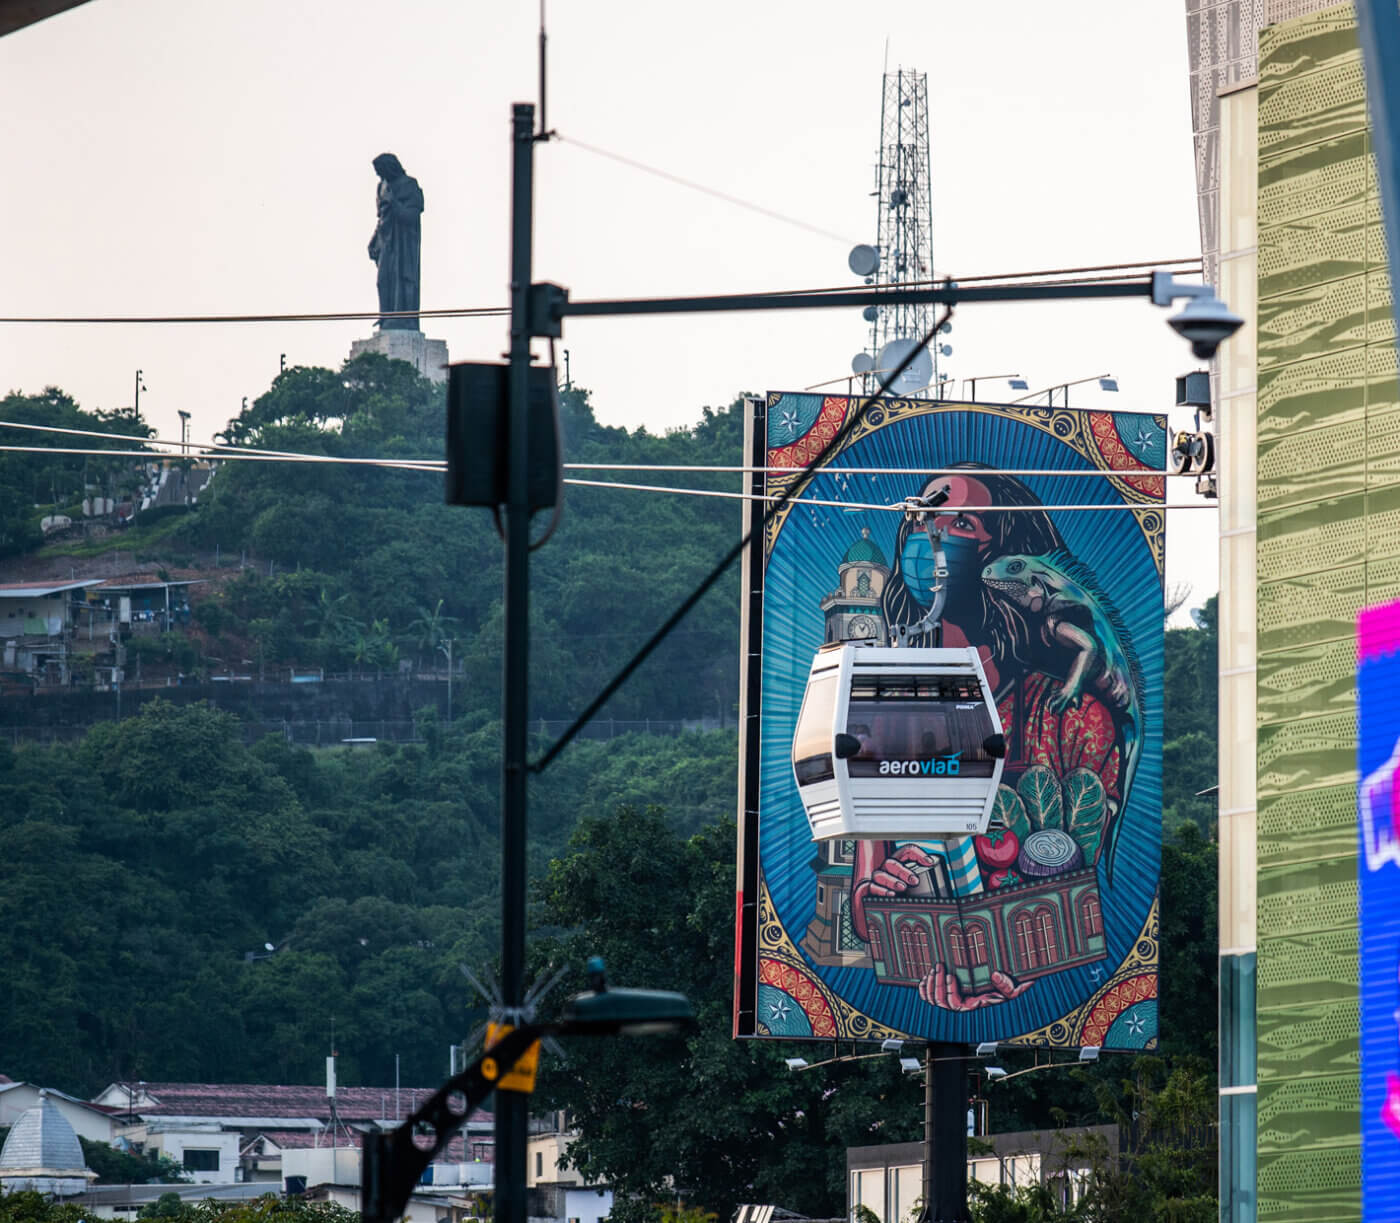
368;153;423;331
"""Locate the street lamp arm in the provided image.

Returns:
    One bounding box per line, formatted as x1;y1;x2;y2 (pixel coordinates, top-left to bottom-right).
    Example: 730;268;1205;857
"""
362;1024;546;1223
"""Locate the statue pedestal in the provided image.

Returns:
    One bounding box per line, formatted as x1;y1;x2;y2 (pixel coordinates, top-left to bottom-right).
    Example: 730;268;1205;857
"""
349;329;449;384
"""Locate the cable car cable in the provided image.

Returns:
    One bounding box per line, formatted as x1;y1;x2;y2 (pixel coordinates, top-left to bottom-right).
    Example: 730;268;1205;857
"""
527;304;955;774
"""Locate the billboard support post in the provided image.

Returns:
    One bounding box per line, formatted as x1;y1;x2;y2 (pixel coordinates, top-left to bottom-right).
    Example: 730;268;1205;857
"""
926;1042;969;1223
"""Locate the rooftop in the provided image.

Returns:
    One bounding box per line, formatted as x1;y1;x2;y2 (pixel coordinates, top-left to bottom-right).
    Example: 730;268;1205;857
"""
0;580;103;598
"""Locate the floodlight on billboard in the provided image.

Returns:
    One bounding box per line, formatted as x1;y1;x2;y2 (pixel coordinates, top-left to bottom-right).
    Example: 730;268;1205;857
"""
734;392;1165;1049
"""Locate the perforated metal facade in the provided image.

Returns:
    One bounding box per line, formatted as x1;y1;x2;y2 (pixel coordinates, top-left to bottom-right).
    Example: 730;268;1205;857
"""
1254;6;1389;1219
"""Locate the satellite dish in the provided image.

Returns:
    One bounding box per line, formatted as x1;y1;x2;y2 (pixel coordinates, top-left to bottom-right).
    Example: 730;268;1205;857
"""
862;306;878;323
848;245;880;277
939;322;952;335
940;344;953;357
851;352;875;375
876;337;934;394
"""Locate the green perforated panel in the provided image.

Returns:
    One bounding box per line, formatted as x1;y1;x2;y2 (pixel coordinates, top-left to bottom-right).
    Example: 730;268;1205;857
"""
1259;565;1367;654
1257;1145;1360;1223
1258;345;1366;440
1259;57;1366;160
1257;1000;1360;1082
1259;131;1367;231
1258;1072;1361;1151
1256;783;1360;870
1257;925;1358;1007
1258;418;1364;510
1259;275;1368;368
1260;206;1368;299
1257;12;1366;1218
1257;637;1358;727
1257;858;1358;940
1258;493;1366;579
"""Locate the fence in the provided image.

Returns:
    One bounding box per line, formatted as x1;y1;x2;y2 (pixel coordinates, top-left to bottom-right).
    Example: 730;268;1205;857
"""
0;715;733;749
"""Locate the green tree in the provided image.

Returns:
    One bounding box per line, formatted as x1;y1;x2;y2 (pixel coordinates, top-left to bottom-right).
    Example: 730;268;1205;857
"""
531;807;922;1223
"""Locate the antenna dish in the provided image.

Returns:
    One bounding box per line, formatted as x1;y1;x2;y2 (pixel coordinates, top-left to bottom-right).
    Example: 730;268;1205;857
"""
851;352;875;375
848;245;880;277
876;337;933;395
862;306;878;323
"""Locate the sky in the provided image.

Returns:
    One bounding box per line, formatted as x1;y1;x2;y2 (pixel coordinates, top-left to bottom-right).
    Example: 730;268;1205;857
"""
0;0;1218;614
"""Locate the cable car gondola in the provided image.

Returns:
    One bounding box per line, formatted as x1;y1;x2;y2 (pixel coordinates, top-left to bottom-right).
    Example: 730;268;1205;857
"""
790;642;1006;842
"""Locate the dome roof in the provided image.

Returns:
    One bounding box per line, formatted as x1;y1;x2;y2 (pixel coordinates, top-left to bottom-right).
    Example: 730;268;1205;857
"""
841;528;888;568
0;1094;87;1173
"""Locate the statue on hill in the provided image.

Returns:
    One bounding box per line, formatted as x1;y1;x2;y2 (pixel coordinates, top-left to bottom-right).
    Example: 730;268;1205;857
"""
368;153;423;331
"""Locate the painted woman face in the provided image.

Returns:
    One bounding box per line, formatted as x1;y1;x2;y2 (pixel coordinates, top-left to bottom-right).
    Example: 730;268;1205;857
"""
897;475;997;605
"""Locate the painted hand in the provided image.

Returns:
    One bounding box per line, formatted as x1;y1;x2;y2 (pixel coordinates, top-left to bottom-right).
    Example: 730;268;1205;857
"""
868;845;936;897
918;962;1032;1010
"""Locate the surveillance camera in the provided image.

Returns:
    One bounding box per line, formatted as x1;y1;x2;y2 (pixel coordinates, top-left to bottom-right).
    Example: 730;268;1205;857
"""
1167;294;1244;360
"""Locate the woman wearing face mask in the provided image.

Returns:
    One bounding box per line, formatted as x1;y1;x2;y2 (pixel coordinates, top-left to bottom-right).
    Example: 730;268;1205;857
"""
848;468;1125;1010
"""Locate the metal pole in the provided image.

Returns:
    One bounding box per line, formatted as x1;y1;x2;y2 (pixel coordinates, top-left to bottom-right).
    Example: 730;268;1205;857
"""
496;100;535;1223
923;1042;968;1223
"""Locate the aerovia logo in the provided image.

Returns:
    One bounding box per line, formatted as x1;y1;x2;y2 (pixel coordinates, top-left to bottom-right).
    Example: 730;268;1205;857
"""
878;754;962;777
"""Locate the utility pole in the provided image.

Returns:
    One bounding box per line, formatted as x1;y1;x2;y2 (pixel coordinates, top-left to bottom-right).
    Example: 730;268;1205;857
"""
496;100;536;1223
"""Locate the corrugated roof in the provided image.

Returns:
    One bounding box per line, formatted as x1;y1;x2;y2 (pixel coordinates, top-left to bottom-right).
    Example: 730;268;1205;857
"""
125;1082;484;1123
0;1095;87;1172
0;580;103;598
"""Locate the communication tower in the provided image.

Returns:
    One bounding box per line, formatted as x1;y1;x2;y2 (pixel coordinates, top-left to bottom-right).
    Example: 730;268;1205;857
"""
855;68;944;397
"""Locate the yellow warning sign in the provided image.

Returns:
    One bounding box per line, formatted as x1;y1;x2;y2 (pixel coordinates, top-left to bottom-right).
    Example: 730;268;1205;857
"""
484;1023;540;1093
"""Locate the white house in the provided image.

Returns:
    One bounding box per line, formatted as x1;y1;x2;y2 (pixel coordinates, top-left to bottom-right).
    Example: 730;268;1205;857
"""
0;1080;118;1144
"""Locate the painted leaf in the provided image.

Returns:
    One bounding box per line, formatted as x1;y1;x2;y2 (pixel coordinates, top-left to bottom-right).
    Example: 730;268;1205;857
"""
1017;764;1063;830
991;784;1031;844
1063;767;1106;860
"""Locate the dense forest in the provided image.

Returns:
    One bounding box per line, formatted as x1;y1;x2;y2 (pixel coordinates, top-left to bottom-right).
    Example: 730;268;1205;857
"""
0;360;1221;1221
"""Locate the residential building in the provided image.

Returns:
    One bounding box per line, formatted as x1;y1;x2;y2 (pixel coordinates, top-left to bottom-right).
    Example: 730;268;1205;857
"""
847;1129;1117;1222
526;1114;612;1223
0;1079;118;1144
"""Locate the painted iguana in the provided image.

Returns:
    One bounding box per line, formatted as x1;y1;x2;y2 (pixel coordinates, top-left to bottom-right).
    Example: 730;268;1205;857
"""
980;549;1144;878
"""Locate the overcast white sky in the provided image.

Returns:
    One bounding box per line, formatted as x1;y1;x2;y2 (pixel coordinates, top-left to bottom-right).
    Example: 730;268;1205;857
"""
0;0;1218;613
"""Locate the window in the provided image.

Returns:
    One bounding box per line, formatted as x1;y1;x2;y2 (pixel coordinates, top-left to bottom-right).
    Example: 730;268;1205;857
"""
1078;894;1103;939
948;924;967;969
182;1149;220;1172
535;1152;543;1178
1034;906;1061;965
868;919;884;962
965;921;989;967
1012;910;1039;971
897;923;932;979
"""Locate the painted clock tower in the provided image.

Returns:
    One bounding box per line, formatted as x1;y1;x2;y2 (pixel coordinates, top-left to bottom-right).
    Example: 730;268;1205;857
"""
819;527;890;645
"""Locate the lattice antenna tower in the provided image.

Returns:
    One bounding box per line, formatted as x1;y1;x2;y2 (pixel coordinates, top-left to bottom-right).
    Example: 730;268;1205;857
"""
867;68;940;394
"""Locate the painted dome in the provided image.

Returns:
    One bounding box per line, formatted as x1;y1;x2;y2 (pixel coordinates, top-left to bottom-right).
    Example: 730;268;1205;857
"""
841;528;888;568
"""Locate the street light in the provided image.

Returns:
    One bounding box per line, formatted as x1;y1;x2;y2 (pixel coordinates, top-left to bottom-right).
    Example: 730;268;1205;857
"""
361;957;693;1223
133;369;147;420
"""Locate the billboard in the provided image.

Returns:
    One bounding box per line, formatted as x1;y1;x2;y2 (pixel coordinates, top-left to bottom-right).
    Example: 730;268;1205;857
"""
1359;600;1400;1210
735;393;1164;1048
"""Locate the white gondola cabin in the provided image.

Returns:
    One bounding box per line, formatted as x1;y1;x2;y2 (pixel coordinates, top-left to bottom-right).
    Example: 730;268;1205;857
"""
791;643;1006;841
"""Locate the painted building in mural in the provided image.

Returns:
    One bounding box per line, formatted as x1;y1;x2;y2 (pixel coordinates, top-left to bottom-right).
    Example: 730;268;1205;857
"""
734;394;1164;1049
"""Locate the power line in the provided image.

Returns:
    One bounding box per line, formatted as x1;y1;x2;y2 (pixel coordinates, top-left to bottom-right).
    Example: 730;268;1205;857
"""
0;262;1199;328
554;133;861;246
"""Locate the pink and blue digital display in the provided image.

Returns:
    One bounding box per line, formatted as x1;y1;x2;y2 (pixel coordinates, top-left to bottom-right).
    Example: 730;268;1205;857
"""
1359;599;1400;1208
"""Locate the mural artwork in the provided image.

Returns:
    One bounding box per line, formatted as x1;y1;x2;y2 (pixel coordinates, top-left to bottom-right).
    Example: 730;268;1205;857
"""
735;393;1165;1048
1359;599;1400;1209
